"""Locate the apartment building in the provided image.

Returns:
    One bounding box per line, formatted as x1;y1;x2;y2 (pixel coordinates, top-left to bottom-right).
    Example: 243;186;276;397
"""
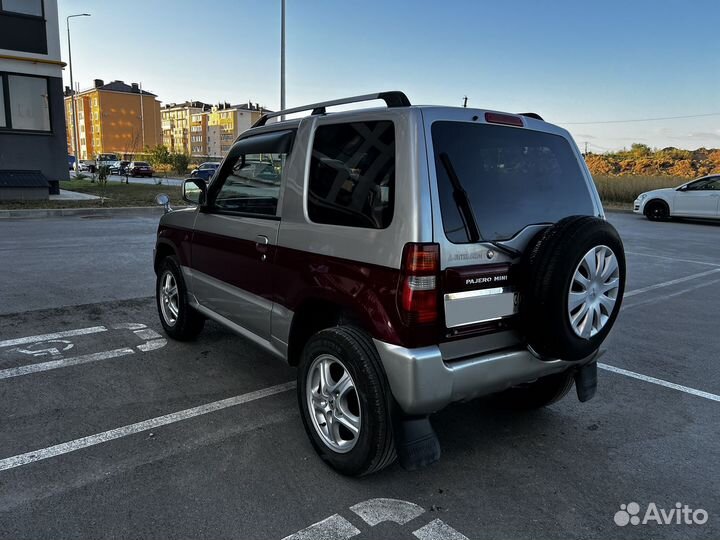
0;0;68;196
64;79;161;160
161;101;210;155
205;102;266;158
190;111;208;156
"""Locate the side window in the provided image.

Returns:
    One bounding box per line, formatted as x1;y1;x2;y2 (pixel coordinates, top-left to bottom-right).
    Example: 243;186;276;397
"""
308;120;395;229
702;178;720;190
685;179;709;191
214;153;286;215
211;130;294;216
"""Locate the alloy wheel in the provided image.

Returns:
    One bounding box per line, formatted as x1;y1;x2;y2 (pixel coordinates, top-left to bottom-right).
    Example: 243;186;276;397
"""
159;271;179;326
306;354;362;453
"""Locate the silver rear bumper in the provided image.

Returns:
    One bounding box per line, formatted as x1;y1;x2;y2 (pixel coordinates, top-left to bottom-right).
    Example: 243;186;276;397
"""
373;339;600;415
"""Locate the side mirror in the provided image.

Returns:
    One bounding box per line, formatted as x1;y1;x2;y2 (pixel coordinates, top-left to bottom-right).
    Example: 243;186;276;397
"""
677;185;687;191
182;178;206;205
154;193;171;213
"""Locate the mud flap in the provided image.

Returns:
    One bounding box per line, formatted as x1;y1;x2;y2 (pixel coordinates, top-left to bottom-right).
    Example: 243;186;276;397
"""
395;416;441;471
575;361;598;402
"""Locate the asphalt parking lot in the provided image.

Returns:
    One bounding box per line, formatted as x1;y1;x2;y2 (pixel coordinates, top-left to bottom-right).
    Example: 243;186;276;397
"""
0;211;718;539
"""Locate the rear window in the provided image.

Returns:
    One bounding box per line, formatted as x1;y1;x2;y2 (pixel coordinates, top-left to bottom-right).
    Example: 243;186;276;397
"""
432;121;595;242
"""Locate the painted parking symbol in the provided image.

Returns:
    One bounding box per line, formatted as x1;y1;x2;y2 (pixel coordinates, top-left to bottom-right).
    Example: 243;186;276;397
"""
0;323;167;380
281;498;469;540
13;339;74;357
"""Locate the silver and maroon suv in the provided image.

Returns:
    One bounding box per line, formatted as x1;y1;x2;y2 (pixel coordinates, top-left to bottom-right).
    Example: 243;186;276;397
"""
154;92;626;475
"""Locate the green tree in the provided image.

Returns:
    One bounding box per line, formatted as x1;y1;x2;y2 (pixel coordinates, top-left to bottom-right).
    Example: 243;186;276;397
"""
148;145;171;167
172;153;190;175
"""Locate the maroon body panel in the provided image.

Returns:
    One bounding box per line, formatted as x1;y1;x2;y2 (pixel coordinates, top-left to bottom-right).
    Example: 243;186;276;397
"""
157;225;192;267
443;263;514;293
156;224;514;349
191;229;275;302
272;246;442;349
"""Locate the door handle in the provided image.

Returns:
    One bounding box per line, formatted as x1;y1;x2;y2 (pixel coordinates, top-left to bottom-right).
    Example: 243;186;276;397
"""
255;235;270;259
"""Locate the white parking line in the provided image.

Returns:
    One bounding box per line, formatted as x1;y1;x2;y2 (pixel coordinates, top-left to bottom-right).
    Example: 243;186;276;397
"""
0;381;296;472
624;268;720;297
599;363;720;402
622;277;720;311
625;251;720;268
0;347;134;380
0;326;107;348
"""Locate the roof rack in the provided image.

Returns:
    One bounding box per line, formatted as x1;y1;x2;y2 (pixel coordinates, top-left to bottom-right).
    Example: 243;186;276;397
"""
252;91;411;127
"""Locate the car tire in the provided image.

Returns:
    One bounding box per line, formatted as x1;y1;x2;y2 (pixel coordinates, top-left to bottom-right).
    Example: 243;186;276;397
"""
156;256;205;341
519;216;626;361
297;326;396;476
644;200;670;221
491;371;575;409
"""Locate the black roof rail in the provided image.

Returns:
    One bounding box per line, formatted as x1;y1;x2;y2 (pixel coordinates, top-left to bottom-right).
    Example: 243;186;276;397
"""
517;112;544;121
252;91;411;127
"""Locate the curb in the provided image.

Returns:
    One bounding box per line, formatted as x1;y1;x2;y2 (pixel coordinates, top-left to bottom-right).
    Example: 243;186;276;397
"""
0;206;191;219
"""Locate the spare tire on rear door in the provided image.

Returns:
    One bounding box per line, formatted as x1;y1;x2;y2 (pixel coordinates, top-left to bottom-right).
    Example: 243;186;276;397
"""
519;216;626;361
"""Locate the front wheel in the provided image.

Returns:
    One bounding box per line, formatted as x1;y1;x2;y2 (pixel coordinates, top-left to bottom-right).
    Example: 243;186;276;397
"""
297;326;396;476
644;200;670;221
156;256;205;340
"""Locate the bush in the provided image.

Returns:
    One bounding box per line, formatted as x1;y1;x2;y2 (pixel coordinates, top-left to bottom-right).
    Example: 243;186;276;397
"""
171;153;190;175
592;175;684;204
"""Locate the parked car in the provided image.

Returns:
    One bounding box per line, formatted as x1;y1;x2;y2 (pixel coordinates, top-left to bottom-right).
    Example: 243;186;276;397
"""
77;161;95;173
153;92;626;476
634;175;720;221
189;162;220;182
109;161;130;175
127;161;153;178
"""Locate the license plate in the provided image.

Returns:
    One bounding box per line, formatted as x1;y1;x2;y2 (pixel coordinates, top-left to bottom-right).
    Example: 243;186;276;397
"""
443;287;518;328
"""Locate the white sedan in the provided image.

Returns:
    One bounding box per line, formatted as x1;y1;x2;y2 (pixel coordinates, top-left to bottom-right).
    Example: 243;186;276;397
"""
634;175;720;221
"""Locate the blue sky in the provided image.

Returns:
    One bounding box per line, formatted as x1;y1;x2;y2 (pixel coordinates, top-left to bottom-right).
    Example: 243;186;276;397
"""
59;0;720;151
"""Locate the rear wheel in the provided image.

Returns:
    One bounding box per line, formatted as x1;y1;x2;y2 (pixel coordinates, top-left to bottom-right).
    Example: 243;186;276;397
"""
156;256;205;341
297;326;396;476
644;200;670;221
492;371;575;409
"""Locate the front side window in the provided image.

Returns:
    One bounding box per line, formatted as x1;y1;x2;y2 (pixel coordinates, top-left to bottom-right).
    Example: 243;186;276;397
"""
214;153;286;215
307;120;395;229
7;75;50;131
2;0;42;16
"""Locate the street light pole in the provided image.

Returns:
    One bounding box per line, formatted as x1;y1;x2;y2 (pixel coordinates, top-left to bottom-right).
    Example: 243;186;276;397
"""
66;13;90;167
280;0;285;118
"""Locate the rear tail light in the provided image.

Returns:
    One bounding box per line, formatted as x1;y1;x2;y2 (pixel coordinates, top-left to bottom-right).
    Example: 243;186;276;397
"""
399;243;440;324
485;112;524;127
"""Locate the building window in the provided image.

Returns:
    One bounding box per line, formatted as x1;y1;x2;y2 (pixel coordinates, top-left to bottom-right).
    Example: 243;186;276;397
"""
0;82;5;127
0;74;51;132
1;0;43;16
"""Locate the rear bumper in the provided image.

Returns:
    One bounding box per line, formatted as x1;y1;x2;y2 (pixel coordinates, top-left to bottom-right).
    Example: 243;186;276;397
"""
373;339;601;415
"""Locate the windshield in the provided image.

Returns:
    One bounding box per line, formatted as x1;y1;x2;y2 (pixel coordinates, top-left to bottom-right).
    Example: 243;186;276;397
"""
432;121;595;242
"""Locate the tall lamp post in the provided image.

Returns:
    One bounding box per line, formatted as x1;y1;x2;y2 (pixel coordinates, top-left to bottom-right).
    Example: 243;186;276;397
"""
67;13;91;168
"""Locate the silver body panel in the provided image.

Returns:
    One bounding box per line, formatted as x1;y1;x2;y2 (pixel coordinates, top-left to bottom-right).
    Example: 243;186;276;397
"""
374;338;601;415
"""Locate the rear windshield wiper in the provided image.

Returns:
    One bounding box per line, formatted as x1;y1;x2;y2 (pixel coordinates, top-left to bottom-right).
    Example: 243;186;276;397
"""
439;152;481;242
439;152;520;258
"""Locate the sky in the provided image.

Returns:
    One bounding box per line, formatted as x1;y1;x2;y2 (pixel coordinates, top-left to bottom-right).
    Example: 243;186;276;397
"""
58;0;720;151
